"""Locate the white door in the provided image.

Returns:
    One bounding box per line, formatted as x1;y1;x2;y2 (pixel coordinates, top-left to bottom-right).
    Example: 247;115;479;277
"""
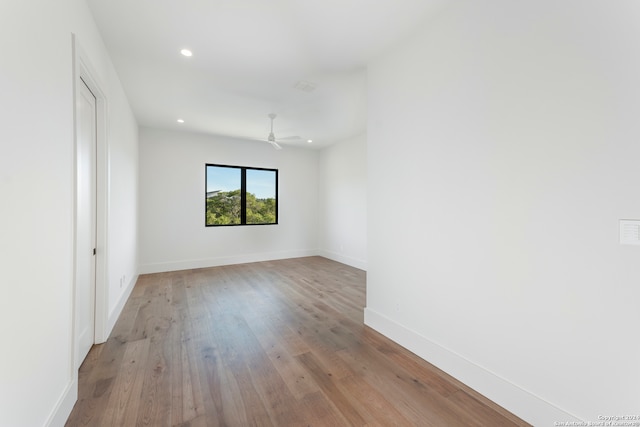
76;78;97;368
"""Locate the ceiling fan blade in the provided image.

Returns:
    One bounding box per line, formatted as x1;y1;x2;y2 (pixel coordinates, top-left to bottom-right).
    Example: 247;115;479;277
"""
278;135;302;141
269;140;283;150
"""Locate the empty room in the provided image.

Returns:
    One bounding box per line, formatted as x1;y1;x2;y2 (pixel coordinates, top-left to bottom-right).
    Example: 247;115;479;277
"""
1;0;639;426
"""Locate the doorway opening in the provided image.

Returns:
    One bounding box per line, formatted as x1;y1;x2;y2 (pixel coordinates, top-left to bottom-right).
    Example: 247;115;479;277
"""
73;35;109;371
75;76;97;366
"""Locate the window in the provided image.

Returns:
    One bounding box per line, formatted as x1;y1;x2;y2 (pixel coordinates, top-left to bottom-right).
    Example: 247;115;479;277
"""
205;164;278;226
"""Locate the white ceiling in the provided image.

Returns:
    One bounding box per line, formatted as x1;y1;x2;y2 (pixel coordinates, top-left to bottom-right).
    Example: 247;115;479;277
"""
86;0;447;149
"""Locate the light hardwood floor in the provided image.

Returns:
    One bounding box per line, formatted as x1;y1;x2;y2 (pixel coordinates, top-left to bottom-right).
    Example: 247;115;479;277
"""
66;257;529;426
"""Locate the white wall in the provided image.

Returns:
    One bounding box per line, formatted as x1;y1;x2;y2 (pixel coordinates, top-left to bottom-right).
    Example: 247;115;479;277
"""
366;0;640;424
104;83;139;330
0;1;138;425
318;134;367;270
139;128;319;273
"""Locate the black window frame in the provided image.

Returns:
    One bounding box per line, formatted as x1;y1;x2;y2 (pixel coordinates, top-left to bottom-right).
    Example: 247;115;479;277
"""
205;163;279;227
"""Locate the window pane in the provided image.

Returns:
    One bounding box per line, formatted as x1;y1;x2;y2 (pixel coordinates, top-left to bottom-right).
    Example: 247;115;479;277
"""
206;166;241;225
246;169;277;224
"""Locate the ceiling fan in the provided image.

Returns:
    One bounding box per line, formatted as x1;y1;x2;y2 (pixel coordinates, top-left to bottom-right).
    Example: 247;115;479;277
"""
266;113;301;150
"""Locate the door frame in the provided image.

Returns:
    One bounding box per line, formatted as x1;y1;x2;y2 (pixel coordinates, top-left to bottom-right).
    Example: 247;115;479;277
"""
72;35;109;371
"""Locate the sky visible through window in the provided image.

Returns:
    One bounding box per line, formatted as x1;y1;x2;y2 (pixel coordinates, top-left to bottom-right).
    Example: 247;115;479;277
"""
206;166;240;193
247;169;276;199
206;166;275;199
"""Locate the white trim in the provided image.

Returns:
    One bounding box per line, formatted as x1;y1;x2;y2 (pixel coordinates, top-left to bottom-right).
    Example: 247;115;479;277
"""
69;32;80;410
139;249;319;274
107;273;138;334
318;249;367;271
44;378;77;427
363;307;582;426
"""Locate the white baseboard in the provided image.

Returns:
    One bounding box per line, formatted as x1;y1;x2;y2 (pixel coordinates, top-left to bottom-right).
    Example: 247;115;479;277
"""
318;249;367;271
364;307;580;426
45;378;77;427
138;249;320;274
106;273;138;338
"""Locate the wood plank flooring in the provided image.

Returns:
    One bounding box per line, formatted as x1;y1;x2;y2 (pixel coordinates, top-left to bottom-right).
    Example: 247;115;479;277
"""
66;257;530;427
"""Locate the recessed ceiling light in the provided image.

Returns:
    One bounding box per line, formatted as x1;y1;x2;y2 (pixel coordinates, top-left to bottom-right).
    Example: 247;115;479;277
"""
180;49;193;57
307;139;313;143
177;119;185;123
